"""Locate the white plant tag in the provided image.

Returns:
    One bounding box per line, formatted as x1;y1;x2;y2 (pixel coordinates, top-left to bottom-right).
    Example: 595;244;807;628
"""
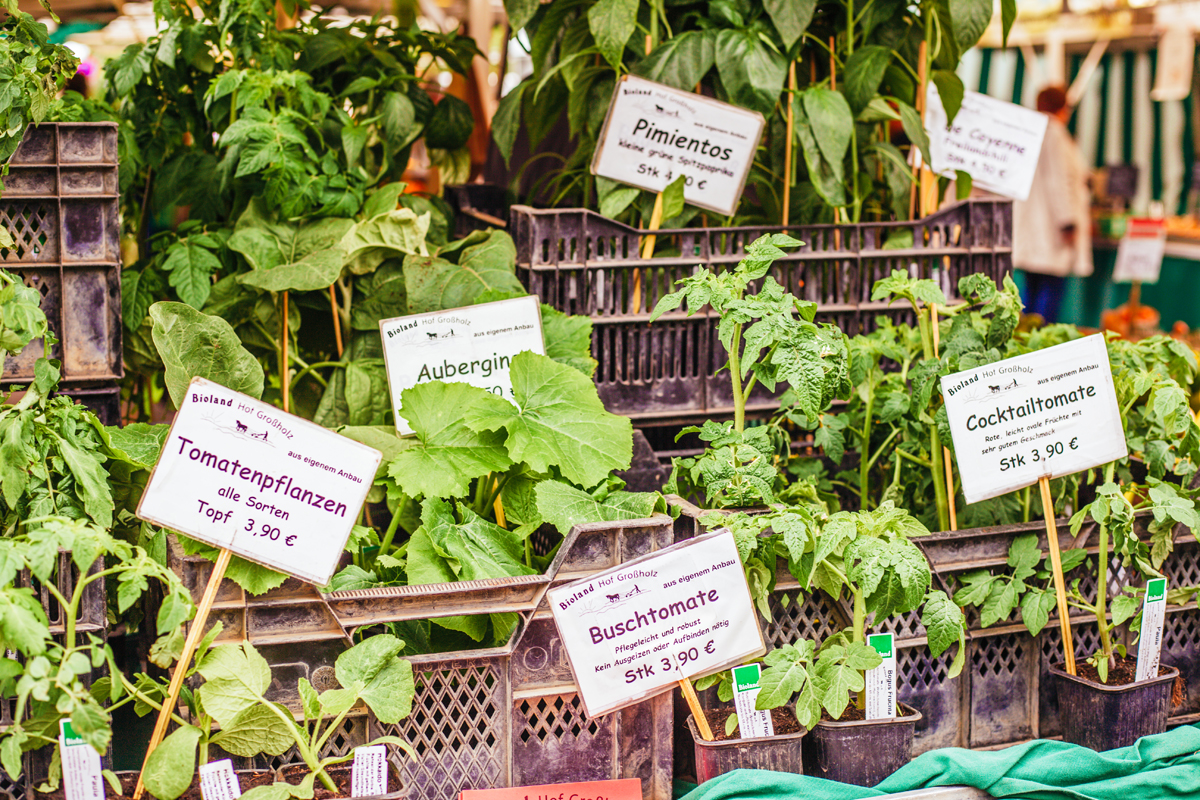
351;745;388;797
1136;578;1168;682
731;663;774;739
58;721;103;800
865;634;897;720
199;759;242;800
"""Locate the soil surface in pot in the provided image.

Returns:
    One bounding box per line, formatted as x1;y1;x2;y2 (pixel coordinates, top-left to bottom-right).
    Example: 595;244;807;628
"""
702;707;803;741
38;770;276;800
1072;656;1185;704
818;703;913;723
278;762;396;799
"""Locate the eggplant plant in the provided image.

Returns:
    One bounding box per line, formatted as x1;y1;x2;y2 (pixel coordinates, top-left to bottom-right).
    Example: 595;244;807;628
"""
650;233;850;508
696;502;964;732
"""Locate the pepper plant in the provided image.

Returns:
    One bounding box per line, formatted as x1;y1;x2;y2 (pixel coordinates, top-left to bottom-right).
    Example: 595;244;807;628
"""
650;233;850;508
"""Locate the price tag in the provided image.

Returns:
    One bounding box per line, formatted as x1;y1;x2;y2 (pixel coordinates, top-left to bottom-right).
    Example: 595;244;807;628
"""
731;663;774;739
547;531;766;717
137;378;382;586
351;745;388;797
590;75;765;217
379;296;546;437
1113;218;1167;284
1136;578;1168;682
940;334;1128;504
925;85;1049;202
865;634;897;720
198;759;241;800
59;721;103;800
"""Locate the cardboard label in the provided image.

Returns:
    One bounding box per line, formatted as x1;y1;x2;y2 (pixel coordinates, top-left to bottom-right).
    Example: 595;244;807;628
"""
590;75;764;216
940;335;1127;504
137;378;382;586
379;296;546;437
925;85;1049;202
460;778;642;800
547;531;766;717
198;760;241;800
1113;218;1167;284
59;721;103;800
865;634;897;720
351;744;388;797
1136;578;1168;682
731;663;774;739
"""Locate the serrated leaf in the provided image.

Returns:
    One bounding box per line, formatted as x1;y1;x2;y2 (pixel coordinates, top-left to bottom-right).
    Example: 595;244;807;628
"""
534;481;660;536
196;643;271;728
921;590;963;657
210;704;295;757
149;302;264;407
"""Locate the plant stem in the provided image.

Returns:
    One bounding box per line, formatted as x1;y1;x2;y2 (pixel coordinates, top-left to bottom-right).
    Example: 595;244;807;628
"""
859;387;875;509
1096;461;1118;674
378;507;404;559
852;589;866;643
1022;486;1032;523
729;322;746;433
894;447;930;469
916;306;950;530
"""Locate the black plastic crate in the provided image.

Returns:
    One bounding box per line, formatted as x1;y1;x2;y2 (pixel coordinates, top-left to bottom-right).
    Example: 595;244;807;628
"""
513;200;1012;422
444;183;512;239
1;123;122;388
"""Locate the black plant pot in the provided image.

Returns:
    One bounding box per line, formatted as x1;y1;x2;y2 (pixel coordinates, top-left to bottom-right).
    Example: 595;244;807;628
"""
687;715;806;783
1051;662;1179;751
800;704;921;787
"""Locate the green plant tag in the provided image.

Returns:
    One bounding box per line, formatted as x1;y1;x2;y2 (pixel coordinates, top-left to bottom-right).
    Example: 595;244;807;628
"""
731;663;773;738
58;720;103;800
865;633;897;720
1136;578;1168;682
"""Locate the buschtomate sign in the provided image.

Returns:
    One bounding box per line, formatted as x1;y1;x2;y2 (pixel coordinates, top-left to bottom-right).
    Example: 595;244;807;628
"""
137;378;381;585
940;334;1127;504
548;531;765;717
379;295;545;436
590;75;764;216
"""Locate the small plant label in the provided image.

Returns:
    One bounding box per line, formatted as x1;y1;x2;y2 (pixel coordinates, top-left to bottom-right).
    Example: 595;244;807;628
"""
924;84;1048;202
731;663;774;739
137;377;382;586
865;633;897;720
198;759;241;800
351;744;388;797
548;530;766;717
1113;218;1167;284
58;720;103;800
1136;578;1168;682
460;778;642;800
940;334;1127;503
590;75;765;216
379;296;545;436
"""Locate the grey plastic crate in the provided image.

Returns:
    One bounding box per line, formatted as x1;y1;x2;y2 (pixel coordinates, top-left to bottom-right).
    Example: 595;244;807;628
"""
1;123;122;387
513;199;1012;421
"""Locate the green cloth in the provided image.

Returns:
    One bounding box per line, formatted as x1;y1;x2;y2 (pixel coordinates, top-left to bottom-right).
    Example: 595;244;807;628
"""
1059;247;1200;330
679;726;1200;800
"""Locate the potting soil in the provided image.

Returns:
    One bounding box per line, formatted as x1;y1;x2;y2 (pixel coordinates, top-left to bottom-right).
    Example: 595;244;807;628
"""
675;723;1200;800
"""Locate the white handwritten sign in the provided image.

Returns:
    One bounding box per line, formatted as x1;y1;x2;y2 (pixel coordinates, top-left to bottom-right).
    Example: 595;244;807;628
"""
548;531;765;717
925;85;1048;202
379;296;545;436
940;335;1127;504
591;75;764;216
138;378;381;586
1113;218;1167;284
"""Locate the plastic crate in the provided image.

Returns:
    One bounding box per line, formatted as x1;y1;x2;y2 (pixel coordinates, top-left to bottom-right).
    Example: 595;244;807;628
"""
1;123;122;387
512;200;1012;421
444;184;511;239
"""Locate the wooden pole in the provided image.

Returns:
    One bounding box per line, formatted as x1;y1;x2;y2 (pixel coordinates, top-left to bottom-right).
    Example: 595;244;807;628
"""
329;286;344;358
782;62;796;228
634;193;664;313
679;675;714;741
134;548;234;800
931;307;957;531
281;291;290;414
909;41;928;220
1039;476;1077;675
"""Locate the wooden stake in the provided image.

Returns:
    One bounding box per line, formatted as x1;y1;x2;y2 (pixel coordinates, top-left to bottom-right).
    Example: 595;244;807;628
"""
134;548;234;800
909;41;928;220
1039;476;1077;675
634;191;665;313
281;291;290;414
829;38;837;91
329;285;344;358
782;62;796;228
679;675;713;741
931;307;957;531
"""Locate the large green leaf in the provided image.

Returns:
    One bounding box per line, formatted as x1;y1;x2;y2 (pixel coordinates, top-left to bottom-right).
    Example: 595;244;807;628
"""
405;230;523;313
897;100;931;166
842;47;891;117
535;481;662;535
389;382;513;498
764;0;815;49
196;643;271;728
634;31;716;91
588;0;637;68
464;352;632;487
162;238;221;309
341;209;430;276
142;724;202;800
149;302;264;408
931;70;965;125
238;247;345;292
416;498;535;581
227;199;353;273
794;99;846;207
540;305;596;376
425;96;475;150
210;705;295;757
949;0;994;53
335;634;415;724
714;29;787;116
803;87;854;168
103;423;168;470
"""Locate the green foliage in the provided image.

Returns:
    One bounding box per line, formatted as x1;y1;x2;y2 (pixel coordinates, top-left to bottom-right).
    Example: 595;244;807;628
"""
0;269;47;363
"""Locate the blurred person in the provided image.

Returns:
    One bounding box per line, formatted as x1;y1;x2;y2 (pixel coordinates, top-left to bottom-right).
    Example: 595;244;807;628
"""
1012;85;1092;322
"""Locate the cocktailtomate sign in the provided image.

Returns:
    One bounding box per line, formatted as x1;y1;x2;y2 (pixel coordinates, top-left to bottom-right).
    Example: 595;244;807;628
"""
137;378;381;586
